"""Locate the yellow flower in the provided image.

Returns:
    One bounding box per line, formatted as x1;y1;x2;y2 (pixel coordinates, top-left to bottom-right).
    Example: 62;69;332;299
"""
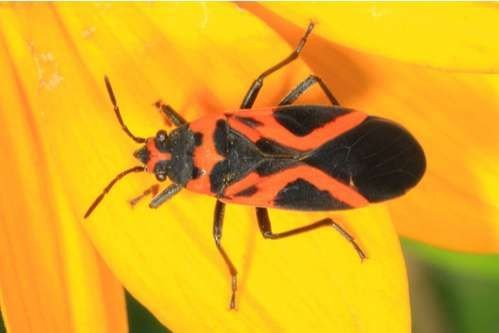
263;2;499;73
251;3;499;252
3;2;496;332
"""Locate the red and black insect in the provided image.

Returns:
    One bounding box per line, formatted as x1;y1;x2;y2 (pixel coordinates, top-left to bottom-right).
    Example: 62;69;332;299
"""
84;23;426;309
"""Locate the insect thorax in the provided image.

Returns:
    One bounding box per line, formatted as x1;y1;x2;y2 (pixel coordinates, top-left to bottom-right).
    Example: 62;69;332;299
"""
167;126;196;186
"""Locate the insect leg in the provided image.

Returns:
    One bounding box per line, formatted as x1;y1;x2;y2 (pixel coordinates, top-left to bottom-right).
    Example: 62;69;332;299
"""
240;22;315;109
149;183;183;209
129;184;160;206
256;208;366;260
279;74;340;106
213;200;238;309
154;100;187;127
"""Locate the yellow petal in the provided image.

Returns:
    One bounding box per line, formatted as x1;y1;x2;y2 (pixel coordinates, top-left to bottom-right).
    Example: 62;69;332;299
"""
243;4;499;252
389;73;499;252
6;2;412;331
262;2;499;73
0;5;127;333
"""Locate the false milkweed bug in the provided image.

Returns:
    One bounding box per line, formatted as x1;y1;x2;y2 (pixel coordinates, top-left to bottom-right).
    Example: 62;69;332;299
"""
84;22;426;309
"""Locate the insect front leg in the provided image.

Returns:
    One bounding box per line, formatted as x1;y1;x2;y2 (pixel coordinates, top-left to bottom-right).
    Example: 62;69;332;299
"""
149;183;183;208
129;184;160;206
240;22;315;109
256;208;366;260
279;74;340;106
154;100;187;127
213;200;238;309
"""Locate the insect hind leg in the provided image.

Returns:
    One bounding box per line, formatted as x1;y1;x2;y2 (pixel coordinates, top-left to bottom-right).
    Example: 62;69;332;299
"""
256;207;366;260
240;22;315;109
213;200;238;309
279;74;340;106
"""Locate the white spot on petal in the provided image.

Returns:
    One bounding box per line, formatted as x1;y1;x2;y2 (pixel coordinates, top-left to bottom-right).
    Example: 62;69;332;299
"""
30;44;64;91
82;26;96;39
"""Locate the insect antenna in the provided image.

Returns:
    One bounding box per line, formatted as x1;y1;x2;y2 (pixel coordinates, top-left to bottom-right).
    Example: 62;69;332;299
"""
84;166;145;218
104;76;146;144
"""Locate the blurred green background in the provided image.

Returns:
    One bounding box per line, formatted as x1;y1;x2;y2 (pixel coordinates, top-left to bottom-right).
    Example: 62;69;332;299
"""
1;239;499;332
404;239;499;333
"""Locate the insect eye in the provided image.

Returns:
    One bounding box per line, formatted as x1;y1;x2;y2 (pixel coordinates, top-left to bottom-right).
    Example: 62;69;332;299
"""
157;130;167;142
155;173;166;181
154;160;169;182
155;130;168;151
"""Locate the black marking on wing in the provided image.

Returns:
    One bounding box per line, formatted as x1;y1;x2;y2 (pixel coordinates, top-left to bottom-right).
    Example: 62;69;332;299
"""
214;119;228;155
234;185;258;197
254;138;301;176
303;141;352;185
256;160;298;176
274;178;350;210
273;105;351;136
234;116;263;128
349;118;426;202
210;160;227;194
255;138;301;155
304;116;426;202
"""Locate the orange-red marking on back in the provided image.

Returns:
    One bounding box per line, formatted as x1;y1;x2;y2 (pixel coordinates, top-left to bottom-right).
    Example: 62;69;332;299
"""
145;139;171;172
223;165;369;209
